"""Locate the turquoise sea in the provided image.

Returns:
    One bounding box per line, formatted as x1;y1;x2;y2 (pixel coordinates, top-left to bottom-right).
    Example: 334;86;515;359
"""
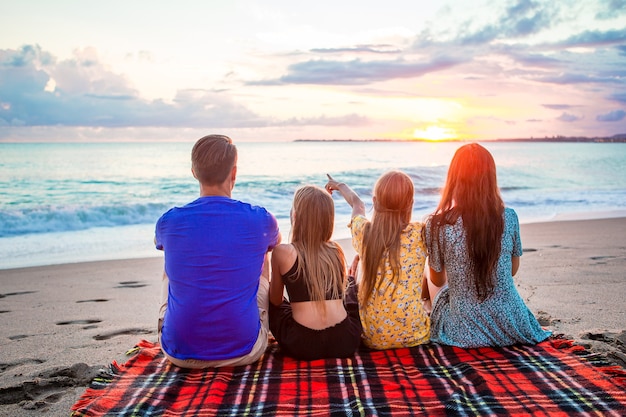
1;140;625;269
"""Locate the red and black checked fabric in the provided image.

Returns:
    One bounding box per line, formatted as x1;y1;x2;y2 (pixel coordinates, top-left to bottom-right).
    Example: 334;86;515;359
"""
71;337;626;416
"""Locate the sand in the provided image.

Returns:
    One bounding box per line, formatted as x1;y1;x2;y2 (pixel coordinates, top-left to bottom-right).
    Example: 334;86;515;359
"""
1;217;625;416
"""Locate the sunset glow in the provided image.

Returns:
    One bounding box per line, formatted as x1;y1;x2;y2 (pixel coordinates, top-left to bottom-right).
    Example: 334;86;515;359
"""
0;1;624;142
413;126;458;141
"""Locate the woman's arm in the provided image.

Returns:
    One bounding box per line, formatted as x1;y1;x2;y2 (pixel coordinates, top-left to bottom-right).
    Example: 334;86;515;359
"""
269;244;298;306
422;261;447;314
269;245;286;306
424;264;447;314
512;256;520;276
348;255;360;280
269;262;284;307
325;174;366;218
428;265;447;287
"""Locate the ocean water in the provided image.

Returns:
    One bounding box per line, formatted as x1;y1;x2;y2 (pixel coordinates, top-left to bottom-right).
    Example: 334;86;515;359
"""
1;141;625;269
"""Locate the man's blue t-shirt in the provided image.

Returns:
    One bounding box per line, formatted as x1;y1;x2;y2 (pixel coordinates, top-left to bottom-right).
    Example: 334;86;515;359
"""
155;196;280;361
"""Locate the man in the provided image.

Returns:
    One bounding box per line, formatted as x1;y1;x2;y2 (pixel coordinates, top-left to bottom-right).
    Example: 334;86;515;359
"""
155;134;281;368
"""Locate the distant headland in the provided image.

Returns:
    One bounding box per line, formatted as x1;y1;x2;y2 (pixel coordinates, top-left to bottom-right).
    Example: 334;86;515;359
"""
294;134;626;143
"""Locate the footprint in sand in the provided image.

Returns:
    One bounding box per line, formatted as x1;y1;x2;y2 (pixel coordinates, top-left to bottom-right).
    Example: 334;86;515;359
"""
0;292;38;315
580;331;626;368
0;290;37;299
536;310;560;326
0;358;45;374
582;331;625;346
115;281;148;289
55;319;102;326
0;363;100;410
93;328;153;340
589;255;617;265
55;319;102;330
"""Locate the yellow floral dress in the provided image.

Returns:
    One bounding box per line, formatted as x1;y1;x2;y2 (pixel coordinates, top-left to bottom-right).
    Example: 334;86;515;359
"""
351;215;430;349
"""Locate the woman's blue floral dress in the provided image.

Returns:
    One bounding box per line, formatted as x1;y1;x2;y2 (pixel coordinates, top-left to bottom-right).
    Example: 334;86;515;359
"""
425;208;551;348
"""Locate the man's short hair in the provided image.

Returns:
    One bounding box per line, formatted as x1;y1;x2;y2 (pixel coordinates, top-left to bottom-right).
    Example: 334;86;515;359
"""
191;135;237;185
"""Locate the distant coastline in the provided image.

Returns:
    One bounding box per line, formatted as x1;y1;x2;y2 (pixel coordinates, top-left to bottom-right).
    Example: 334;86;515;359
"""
294;134;626;143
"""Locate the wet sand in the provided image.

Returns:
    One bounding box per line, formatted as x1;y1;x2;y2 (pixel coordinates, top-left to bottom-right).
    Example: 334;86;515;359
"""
1;217;624;416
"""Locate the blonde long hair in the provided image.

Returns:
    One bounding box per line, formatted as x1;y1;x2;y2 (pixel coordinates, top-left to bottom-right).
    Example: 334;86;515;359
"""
360;171;414;304
291;186;346;312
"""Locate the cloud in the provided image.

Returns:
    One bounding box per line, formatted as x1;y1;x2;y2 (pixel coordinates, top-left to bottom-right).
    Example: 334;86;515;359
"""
535;72;619;85
310;44;402;54
51;47;138;97
557;112;581;122
401;2;626;102
4;44;55;67
2;2;626;140
250;56;465;86
434;0;557;47
559;28;626;47
596;109;626;121
609;92;626;104
0;45;376;132
507;50;562;67
280;114;370;127
595;0;626;20
501;0;556;37
0;45;267;128
542;104;579;110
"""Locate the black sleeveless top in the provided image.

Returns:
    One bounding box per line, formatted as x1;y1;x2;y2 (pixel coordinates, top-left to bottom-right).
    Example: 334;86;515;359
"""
283;257;344;302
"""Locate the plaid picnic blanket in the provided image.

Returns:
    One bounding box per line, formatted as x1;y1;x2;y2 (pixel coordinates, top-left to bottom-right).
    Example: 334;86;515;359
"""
71;337;626;416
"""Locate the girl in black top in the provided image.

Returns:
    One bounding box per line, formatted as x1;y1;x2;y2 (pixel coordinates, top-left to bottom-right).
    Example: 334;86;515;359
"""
269;185;362;360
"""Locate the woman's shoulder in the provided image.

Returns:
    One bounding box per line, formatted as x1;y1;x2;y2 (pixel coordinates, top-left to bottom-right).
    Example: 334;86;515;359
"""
407;220;425;232
273;243;297;259
403;221;427;245
349;213;369;229
503;207;519;222
273;244;298;276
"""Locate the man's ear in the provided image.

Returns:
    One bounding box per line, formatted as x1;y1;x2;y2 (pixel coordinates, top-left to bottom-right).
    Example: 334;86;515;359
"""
192;168;198;179
230;165;237;189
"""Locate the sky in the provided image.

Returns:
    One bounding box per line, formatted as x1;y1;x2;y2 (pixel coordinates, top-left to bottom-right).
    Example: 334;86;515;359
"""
0;0;625;142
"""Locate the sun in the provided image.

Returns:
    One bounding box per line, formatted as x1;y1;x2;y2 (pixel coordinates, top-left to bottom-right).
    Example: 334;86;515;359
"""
413;126;457;141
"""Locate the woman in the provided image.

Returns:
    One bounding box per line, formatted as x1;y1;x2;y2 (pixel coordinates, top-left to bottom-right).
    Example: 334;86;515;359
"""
424;143;551;348
326;171;430;350
269;185;362;360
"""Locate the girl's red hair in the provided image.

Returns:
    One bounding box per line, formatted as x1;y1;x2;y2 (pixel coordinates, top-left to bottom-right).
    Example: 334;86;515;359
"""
428;143;504;300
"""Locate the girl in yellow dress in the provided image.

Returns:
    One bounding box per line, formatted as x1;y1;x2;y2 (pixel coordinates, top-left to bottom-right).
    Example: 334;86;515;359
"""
325;171;430;349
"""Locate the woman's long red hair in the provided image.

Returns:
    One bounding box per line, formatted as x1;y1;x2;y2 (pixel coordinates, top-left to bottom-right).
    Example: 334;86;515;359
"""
427;143;504;301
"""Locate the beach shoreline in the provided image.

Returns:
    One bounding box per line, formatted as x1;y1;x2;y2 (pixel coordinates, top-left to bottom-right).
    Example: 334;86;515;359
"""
3;209;626;272
1;217;625;416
